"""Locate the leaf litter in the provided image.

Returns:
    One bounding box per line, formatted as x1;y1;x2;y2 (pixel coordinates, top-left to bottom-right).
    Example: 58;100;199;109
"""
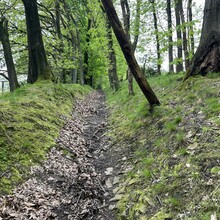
0;91;117;220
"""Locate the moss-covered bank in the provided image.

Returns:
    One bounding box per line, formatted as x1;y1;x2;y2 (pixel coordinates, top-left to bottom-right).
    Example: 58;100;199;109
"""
106;74;220;219
0;81;91;194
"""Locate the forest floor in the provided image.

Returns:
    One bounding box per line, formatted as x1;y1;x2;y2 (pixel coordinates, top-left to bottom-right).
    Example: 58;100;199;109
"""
0;91;122;219
0;74;219;220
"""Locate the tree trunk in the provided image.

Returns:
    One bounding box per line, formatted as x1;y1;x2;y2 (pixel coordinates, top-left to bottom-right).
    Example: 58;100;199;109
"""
76;28;84;86
22;0;51;83
151;0;161;75
132;0;141;52
101;0;160;106
166;0;174;73
62;0;78;84
120;0;134;95
185;0;220;80
175;0;183;72
55;0;66;83
106;18;119;91
0;17;19;92
84;18;93;87
179;0;190;70
187;0;194;56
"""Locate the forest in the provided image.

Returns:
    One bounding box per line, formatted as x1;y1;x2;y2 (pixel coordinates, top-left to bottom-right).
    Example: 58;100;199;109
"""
0;0;220;219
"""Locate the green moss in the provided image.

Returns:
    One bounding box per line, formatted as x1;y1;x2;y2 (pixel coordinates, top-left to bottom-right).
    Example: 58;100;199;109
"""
0;81;91;194
106;74;220;219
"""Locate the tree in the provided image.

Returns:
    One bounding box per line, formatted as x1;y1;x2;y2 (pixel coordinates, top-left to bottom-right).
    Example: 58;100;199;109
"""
166;0;174;73
22;0;51;83
175;0;183;72
187;0;194;56
101;0;160;106
120;0;134;95
0;16;19;92
106;18;119;91
150;0;161;75
179;0;190;70
185;0;220;79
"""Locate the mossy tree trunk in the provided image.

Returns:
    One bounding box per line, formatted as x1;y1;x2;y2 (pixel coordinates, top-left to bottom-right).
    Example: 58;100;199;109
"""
101;0;160;106
0;17;19;92
185;0;220;80
22;0;51;83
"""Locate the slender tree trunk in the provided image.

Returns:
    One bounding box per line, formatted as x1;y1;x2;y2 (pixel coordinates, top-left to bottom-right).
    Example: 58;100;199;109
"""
84;19;93;87
22;0;51;83
187;0;194;56
175;0;183;72
55;0;62;39
185;0;220;79
0;17;19;92
120;0;134;95
151;0;161;75
101;0;160;106
132;0;141;51
62;0;78;83
55;0;66;83
106;18;119;91
166;0;174;73
76;28;84;86
179;0;190;70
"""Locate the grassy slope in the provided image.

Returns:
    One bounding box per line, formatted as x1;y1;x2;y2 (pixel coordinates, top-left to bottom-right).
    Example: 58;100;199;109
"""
106;74;220;220
0;81;91;194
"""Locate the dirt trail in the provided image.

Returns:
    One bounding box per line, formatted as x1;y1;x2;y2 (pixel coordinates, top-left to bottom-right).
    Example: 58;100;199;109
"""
0;91;124;220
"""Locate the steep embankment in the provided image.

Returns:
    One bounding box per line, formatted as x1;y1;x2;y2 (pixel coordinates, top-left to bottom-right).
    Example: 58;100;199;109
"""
0;82;91;194
106;74;220;220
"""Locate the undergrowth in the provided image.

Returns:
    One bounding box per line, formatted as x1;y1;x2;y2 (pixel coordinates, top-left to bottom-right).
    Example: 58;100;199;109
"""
106;74;220;219
0;81;91;194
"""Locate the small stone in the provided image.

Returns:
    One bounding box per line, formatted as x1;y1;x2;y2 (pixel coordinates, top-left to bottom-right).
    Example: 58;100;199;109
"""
109;194;123;202
109;204;116;210
113;176;120;185
104;192;109;197
105;178;113;188
105;167;113;175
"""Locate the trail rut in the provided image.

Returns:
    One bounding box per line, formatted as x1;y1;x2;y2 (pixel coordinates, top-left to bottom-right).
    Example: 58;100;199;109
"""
0;91;122;220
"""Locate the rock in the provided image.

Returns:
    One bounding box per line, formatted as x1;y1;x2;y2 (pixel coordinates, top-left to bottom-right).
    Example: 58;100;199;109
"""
105;167;114;176
109;194;123;202
105;178;113;188
109;204;116;210
113;176;120;185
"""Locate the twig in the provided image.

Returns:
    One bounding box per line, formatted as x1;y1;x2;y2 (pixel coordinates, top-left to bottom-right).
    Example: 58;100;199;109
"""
156;195;162;206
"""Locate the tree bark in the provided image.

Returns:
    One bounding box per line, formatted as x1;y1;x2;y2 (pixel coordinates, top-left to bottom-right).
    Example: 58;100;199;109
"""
62;0;78;83
179;0;190;70
106;18;119;91
185;0;220;79
84;18;93;87
187;0;194;56
175;0;183;72
120;0;134;95
166;0;174;73
22;0;51;83
132;0;141;52
151;0;161;75
0;17;19;92
55;0;66;83
101;0;160;106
